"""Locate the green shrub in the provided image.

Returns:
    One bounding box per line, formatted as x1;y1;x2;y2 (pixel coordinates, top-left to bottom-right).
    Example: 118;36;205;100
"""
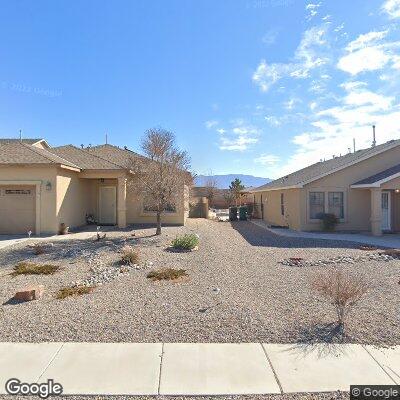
11;262;59;276
171;234;199;250
317;213;339;231
121;245;140;265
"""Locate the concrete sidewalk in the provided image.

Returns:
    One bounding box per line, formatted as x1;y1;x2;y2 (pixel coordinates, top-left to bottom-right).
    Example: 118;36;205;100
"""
251;219;400;248
0;342;398;396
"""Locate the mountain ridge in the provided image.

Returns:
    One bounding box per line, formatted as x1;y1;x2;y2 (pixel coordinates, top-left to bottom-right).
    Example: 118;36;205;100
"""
195;174;271;189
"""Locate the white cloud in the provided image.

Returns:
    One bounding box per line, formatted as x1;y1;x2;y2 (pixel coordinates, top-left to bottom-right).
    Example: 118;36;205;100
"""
253;25;329;91
216;128;226;134
306;2;321;20
254;154;280;166
283;98;301;110
337;30;400;75
265;115;281;126
382;0;400;19
205;120;218;129
218;120;260;152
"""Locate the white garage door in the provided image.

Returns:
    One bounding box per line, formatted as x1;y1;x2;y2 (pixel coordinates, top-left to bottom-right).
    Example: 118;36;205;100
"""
0;186;36;234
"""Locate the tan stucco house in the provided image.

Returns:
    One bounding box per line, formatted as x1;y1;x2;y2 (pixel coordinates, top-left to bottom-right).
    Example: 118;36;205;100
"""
250;139;400;236
0;139;188;235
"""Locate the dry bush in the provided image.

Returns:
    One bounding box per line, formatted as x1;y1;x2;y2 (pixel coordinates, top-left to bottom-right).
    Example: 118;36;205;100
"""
56;286;94;299
121;245;140;265
32;244;46;255
311;269;369;334
147;268;188;281
11;262;59;277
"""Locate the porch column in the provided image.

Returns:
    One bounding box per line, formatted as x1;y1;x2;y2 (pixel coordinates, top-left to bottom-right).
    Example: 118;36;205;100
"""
117;177;127;229
370;188;382;236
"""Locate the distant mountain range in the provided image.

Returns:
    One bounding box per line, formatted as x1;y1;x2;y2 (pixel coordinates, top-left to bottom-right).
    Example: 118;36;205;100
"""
195;174;271;189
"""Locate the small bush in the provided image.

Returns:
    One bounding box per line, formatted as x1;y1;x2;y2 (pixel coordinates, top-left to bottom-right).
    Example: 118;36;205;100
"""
311;269;369;335
147;268;188;281
121;245;140;265
11;262;59;277
171;234;199;250
56;286;94;299
317;213;339;231
32;244;46;255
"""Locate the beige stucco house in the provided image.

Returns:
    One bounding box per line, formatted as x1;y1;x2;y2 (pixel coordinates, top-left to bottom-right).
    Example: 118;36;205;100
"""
0;139;188;235
250;139;400;236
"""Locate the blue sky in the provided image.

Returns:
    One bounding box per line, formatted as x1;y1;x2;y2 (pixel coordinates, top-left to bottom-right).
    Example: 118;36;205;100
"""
1;0;400;179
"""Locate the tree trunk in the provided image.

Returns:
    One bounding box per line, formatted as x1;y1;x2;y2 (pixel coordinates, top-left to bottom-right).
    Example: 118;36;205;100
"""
156;211;162;235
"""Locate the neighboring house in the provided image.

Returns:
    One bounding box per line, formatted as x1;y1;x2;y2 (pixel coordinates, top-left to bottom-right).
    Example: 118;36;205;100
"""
190;186;254;209
250;139;400;236
0;139;188;235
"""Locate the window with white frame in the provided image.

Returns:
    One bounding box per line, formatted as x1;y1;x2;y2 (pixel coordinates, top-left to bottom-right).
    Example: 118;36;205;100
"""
309;192;325;219
328;192;344;219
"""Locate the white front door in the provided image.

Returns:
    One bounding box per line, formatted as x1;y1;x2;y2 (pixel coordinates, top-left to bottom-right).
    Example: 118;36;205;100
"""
99;186;117;225
381;191;391;231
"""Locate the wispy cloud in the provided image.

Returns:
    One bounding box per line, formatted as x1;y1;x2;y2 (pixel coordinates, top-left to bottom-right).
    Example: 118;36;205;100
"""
205;120;218;129
254;153;280;165
337;30;400;75
262;28;279;46
218;119;260;151
382;0;400;19
252;24;329;91
306;2;322;20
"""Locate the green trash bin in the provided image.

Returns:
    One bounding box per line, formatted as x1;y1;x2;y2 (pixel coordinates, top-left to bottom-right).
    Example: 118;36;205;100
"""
229;207;238;221
239;206;248;221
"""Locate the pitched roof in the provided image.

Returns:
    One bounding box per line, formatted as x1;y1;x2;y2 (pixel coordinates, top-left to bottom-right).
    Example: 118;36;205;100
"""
49;145;123;170
0;142;80;168
252;139;400;192
352;163;400;186
0;138;45;145
86;144;145;169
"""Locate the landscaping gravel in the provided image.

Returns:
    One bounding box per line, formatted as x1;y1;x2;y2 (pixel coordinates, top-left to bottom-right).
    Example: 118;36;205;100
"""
0;219;399;345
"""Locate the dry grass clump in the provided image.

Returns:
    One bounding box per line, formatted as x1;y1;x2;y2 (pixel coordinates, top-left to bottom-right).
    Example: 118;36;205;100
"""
121;245;140;265
311;269;369;335
147;268;188;281
11;262;59;277
56;286;95;299
32;244;46;255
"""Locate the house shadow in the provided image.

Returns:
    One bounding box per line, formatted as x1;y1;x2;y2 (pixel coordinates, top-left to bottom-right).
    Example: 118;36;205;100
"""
230;221;365;249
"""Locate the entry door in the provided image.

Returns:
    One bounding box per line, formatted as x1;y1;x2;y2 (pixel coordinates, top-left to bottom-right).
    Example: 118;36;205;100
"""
381;191;391;231
99;186;117;225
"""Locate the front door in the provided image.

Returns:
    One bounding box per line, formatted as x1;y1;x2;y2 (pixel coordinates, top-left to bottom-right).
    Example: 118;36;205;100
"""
99;186;117;225
381;191;391;231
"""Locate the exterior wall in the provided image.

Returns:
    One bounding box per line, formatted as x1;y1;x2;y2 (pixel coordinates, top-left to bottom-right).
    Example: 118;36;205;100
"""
56;169;91;230
300;145;400;231
254;189;301;230
0;165;58;234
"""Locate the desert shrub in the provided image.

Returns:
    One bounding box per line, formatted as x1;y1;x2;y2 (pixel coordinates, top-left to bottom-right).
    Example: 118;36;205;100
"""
11;262;59;277
56;286;94;299
311;269;369;335
317;213;339;231
147;268;188;281
171;234;199;250
32;244;46;255
121;245;140;265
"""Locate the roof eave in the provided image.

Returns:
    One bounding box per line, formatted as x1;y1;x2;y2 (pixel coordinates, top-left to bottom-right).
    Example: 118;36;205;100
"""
249;184;303;193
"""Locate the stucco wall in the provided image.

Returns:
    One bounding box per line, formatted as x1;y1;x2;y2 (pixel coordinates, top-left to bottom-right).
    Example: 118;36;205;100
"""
0;165;58;233
300;145;400;231
56;169;91;230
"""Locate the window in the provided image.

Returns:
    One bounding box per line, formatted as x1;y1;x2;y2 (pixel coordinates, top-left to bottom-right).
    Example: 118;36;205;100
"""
280;193;284;216
309;192;325;219
328;192;344;219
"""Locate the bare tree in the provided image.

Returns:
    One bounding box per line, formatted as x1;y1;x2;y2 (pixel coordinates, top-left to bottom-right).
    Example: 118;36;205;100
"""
129;128;192;235
204;174;218;208
311;269;369;336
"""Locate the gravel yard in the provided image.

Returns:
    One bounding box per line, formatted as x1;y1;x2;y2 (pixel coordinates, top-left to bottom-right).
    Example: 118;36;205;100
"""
0;219;399;345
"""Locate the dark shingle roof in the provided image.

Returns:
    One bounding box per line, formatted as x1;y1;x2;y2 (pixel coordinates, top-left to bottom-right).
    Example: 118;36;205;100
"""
0;138;44;145
0;142;79;168
49;145;123;170
252;139;400;191
353;164;400;185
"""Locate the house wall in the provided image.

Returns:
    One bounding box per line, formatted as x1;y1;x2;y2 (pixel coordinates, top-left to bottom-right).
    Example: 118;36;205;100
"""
253;189;301;229
56;169;91;230
300;145;400;231
0;165;58;233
